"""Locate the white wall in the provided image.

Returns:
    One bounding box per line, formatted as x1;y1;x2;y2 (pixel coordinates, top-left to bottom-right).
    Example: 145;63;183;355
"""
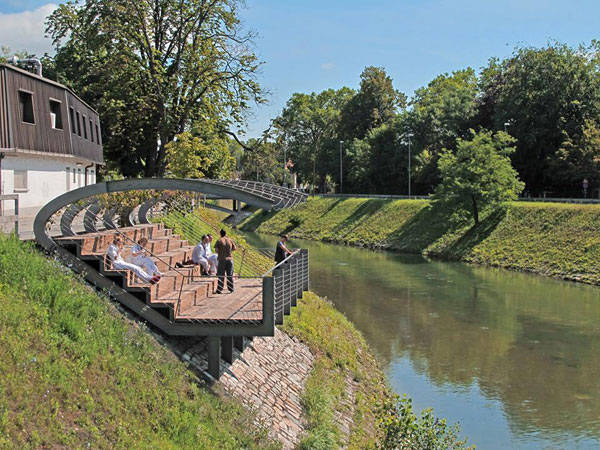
1;154;96;214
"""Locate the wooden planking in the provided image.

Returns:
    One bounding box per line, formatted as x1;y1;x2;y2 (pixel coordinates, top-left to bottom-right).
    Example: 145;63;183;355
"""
0;68;11;148
0;64;102;163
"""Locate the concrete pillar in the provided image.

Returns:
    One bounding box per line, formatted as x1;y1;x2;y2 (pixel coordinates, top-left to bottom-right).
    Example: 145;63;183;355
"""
207;336;221;378
234;336;244;352
221;336;233;364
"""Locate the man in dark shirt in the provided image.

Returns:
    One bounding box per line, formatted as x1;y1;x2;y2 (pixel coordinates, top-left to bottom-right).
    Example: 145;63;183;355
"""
275;234;293;264
214;229;236;293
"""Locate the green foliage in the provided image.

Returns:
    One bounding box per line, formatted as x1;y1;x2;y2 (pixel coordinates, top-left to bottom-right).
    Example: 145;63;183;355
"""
47;0;263;177
282;292;389;449
379;395;470;449
239;138;283;183
340;66;407;141
0;236;276;448
165;131;235;179
275;87;354;190
479;42;600;194
434;130;524;224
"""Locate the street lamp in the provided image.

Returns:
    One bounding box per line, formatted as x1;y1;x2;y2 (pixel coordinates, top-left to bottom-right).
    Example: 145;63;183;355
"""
339;140;344;194
504;122;510;132
403;132;414;197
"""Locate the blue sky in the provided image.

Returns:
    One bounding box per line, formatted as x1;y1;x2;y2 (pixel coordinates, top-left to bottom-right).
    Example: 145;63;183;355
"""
2;0;599;137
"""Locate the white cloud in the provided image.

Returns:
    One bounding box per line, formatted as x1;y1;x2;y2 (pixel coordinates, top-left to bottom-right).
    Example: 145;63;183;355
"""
0;4;58;56
320;62;335;71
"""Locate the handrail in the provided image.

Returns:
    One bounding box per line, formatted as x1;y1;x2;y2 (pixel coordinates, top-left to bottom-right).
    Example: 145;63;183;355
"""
261;248;301;277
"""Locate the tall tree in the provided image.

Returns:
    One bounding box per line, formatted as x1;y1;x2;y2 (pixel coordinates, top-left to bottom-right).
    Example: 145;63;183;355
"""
340;66;406;141
407;68;479;192
479;43;600;194
274;87;354;191
47;0;263;177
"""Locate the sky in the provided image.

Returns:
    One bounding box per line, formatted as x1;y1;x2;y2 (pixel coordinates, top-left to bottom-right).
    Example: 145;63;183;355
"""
1;0;599;138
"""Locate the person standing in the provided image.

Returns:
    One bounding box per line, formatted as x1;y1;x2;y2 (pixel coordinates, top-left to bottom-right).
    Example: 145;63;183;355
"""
214;229;236;293
275;234;293;264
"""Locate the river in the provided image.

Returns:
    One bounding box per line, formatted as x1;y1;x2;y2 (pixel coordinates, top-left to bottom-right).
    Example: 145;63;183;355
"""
243;232;600;449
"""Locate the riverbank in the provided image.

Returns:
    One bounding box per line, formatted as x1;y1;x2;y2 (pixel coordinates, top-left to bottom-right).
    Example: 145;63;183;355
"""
159;207;391;447
239;197;600;285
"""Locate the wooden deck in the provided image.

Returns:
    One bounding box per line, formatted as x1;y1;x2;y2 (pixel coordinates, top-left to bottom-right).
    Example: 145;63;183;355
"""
177;277;263;323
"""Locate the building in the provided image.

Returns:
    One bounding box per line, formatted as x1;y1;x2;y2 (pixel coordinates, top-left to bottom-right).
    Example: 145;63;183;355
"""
0;62;103;218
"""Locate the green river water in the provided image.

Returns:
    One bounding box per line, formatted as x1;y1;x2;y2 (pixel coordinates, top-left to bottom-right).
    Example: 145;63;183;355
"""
243;232;600;449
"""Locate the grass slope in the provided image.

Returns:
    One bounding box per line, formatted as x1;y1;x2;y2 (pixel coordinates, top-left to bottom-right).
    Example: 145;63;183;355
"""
240;197;600;284
0;236;276;449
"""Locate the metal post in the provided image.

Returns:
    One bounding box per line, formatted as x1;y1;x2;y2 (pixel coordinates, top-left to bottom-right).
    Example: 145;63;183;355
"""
339;140;344;194
14;196;18;237
408;136;411;198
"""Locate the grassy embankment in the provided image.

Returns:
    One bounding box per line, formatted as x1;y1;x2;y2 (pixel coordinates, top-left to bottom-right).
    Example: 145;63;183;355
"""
0;236;276;449
160;207;389;448
240;197;600;284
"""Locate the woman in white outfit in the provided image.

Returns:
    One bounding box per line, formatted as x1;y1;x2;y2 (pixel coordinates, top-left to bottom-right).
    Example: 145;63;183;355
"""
192;235;210;274
204;234;218;275
131;237;161;277
106;236;159;284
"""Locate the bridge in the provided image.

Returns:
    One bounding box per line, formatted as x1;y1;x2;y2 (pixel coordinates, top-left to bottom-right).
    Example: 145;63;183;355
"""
33;178;309;378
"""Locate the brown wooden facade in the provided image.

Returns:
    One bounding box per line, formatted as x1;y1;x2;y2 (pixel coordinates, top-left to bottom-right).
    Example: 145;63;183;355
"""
0;64;103;164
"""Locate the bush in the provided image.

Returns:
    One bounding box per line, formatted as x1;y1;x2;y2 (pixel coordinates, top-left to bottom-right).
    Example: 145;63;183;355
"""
379;395;471;450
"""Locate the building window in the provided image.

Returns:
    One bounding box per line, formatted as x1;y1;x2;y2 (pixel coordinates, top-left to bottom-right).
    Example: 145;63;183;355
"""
73;168;77;183
18;91;35;124
49;99;63;129
95;124;100;145
69;107;76;133
14;170;27;191
82;115;88;139
76;111;81;136
89;118;94;142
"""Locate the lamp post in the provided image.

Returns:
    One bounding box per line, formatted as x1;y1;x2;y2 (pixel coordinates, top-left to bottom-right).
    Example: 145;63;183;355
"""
504;121;510;132
404;132;414;197
339;140;344;194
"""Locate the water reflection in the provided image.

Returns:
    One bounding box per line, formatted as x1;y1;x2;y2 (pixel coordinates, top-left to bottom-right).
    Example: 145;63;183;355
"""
243;232;600;449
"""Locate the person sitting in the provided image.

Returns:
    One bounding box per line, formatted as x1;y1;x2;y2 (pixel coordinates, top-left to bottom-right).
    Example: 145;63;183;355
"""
130;237;161;278
191;235;210;274
106;235;159;284
275;234;293;264
203;234;218;275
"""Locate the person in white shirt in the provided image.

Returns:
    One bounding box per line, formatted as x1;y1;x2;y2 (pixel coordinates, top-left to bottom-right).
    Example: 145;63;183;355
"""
130;237;161;277
106;235;159;284
192;235;210;274
204;234;218;275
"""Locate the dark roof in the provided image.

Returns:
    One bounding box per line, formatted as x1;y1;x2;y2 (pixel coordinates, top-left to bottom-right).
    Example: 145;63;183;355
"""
0;63;99;114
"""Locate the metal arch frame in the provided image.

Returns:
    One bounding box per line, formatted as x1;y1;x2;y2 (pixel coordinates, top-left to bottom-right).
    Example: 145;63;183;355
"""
34;178;277;252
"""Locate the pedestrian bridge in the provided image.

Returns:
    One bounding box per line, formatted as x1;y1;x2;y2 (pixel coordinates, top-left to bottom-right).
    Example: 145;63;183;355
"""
33;178;309;377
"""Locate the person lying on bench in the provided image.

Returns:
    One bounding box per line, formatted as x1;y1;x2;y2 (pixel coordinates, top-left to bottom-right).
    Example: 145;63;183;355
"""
106;235;160;284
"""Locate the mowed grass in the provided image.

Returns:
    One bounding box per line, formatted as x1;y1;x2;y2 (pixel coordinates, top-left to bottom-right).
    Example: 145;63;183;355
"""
241;197;600;284
282;292;388;449
0;236;277;449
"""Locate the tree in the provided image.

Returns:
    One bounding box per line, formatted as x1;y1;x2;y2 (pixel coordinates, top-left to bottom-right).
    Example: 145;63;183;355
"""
238;138;282;183
340;66;406;141
274;88;354;191
165;130;235;179
47;0;263;177
434;130;524;225
479;42;600;194
407;68;479;192
549;120;600;196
